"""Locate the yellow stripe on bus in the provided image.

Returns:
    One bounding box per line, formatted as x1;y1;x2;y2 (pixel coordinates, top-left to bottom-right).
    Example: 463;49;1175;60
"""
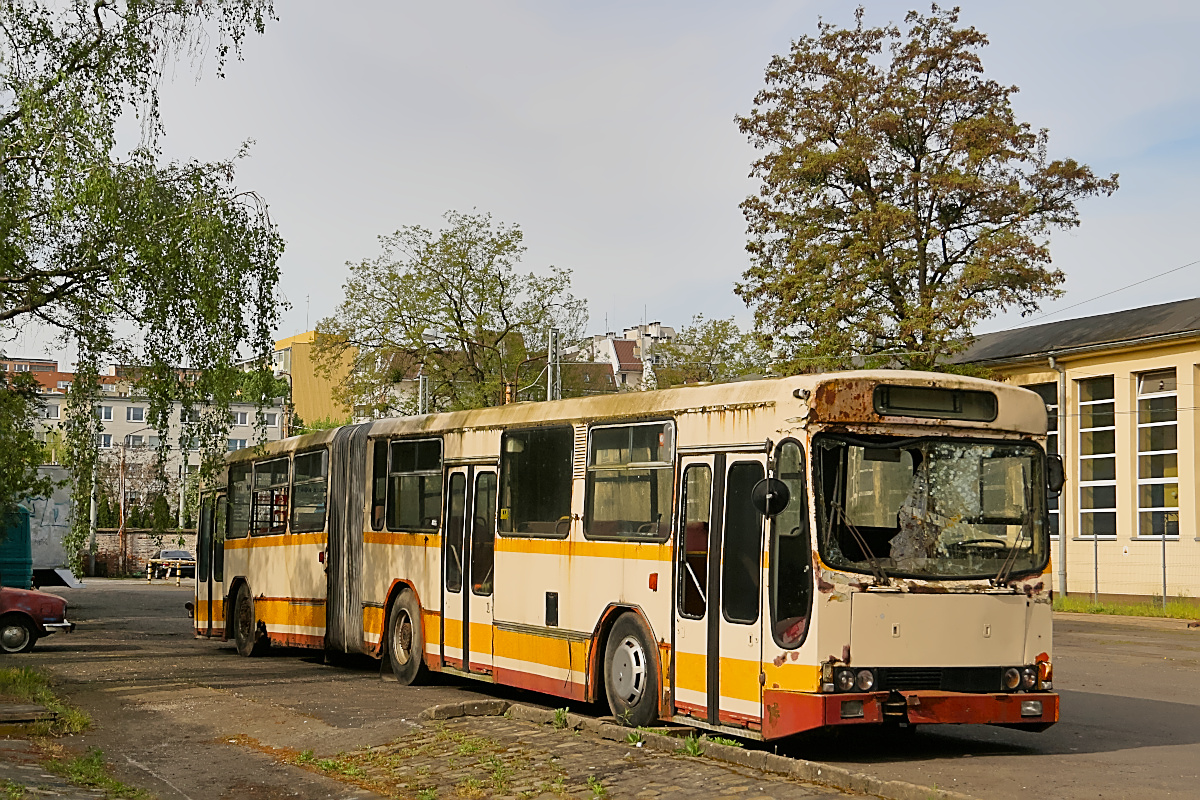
254;598;327;629
495;538;670;561
363;531;443;547
494;627;589;673
674;650;765;704
226;532;327;550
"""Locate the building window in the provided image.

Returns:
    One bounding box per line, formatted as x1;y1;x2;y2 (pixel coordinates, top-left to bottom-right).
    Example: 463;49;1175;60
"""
97;434;112;449
57;380;71;390
264;412;278;427
126;406;145;422
230;410;249;426
15;363;29;372
125;434;145;448
1136;369;1178;538
1078;376;1116;538
228;439;248;452
97;405;113;421
42;404;60;420
1024;383;1059;538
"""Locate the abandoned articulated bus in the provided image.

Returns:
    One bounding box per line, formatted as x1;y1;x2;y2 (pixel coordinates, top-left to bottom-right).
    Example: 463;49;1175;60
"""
192;371;1060;739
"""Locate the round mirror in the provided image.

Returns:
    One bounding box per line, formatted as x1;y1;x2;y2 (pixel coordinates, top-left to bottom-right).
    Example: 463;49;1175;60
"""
751;477;791;517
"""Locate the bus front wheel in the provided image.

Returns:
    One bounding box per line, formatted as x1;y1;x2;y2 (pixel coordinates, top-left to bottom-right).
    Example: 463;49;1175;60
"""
234;584;260;657
603;613;659;727
387;590;426;685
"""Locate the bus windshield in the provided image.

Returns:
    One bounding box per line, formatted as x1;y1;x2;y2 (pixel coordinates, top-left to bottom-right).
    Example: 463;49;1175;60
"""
814;435;1048;580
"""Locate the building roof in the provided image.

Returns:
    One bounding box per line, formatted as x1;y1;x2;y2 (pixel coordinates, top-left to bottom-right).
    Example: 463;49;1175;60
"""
611;339;641;372
956;297;1200;365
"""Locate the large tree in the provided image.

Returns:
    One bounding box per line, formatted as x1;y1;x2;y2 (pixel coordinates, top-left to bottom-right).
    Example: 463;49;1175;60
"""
315;211;587;415
652;314;771;387
0;1;282;568
0;372;53;520
735;5;1118;372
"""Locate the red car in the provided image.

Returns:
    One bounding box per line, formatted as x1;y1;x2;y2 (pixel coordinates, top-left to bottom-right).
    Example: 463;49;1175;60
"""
0;586;74;653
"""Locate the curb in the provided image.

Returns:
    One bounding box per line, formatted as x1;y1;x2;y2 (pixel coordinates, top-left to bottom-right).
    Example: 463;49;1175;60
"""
418;701;977;800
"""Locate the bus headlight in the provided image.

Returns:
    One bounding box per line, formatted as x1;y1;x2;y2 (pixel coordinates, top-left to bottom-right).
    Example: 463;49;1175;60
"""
1002;667;1022;691
835;668;856;692
855;669;875;691
1020;666;1037;690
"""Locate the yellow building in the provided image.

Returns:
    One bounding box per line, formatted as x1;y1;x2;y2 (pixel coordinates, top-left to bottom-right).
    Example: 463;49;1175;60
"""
959;298;1200;602
273;332;353;431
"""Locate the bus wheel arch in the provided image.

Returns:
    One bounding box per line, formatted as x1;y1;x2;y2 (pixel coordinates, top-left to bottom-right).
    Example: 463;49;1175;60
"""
592;606;664;727
383;582;426;686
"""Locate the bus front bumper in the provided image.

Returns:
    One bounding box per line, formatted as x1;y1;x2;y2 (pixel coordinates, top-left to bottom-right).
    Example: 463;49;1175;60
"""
762;688;1059;739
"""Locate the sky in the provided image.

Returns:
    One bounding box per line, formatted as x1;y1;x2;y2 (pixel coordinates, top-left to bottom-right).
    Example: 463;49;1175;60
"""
11;0;1200;360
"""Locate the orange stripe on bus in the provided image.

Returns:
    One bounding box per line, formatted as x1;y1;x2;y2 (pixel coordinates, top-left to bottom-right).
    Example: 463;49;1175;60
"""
254;597;327;628
225;532;327;550
494;627;590;673
674;651;764;704
363;531;443;547
495;538;670;561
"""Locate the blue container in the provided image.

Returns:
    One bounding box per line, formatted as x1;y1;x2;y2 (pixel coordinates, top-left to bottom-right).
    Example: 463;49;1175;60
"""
0;508;33;589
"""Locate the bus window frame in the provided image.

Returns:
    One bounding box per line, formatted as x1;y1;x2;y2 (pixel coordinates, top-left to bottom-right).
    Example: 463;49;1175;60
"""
226;463;252;539
583;418;676;543
498;424;574;540
251;456;290;536
290;448;329;534
385;437;444;533
720;459;765;625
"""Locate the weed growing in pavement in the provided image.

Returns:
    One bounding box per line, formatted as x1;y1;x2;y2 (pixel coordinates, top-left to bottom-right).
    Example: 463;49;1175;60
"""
458;775;485;796
705;735;743;748
623;730;644;745
552;707;570;729
482;755;513;792
44;747;149;798
615;708;634;726
676;733;704;757
1;780;24;800
416;788;437;800
587;775;608;798
0;667;90;735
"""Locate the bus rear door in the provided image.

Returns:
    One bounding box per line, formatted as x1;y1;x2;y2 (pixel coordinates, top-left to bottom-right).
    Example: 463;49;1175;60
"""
442;466;496;675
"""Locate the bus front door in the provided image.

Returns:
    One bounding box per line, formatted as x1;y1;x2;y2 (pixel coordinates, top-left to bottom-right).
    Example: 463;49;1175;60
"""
441;467;497;675
673;454;766;729
195;494;214;636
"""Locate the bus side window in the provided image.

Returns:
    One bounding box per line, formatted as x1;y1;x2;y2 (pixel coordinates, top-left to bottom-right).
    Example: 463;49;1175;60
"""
445;473;466;593
227;465;251;539
214;495;226;582
771;441;811;648
291;451;328;533
471;472;497;596
252;457;289;535
498;427;572;537
678;464;711;619
371;440;387;531
387;439;442;531
722;461;764;625
585;422;674;540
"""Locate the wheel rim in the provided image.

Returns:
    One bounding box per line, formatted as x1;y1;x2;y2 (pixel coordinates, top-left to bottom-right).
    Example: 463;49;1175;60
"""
611;635;647;705
392;608;413;666
1;623;30;652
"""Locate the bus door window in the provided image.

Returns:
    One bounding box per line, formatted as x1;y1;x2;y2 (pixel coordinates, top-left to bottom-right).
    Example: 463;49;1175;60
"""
770;441;811;648
213;494;226;583
370;440;387;531
471;472;497;596
227;464;251;539
679;465;712;618
197;495;213;584
252;458;289;535
722;461;765;625
445;473;466;593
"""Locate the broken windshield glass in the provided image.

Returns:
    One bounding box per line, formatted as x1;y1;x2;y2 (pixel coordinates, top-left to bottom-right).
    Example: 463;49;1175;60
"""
814;435;1049;580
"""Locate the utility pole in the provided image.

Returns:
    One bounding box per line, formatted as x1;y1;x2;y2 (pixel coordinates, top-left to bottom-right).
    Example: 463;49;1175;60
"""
547;327;562;401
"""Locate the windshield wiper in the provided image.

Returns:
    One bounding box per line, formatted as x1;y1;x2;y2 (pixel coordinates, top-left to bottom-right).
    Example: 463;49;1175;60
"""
828;499;889;585
992;521;1029;586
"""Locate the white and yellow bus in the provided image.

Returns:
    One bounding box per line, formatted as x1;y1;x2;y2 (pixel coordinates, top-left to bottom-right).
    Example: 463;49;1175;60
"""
192;371;1061;739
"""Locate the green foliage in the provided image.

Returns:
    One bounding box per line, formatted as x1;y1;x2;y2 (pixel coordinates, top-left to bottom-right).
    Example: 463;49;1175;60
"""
45;748;148;798
652;314;771;387
705;735;743;748
0;372;53;518
552;707;571;729
735;6;1118;372
587;775;608;798
298;414;352;432
1054;594;1200;621
314;211;587;415
623;730;643;745
676;732;704;757
1;779;24;800
0;667;90;735
0;1;282;572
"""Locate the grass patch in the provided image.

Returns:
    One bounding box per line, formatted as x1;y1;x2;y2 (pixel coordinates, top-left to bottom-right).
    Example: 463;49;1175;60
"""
1054;595;1200;621
0;667;90;735
43;747;149;799
2;780;25;800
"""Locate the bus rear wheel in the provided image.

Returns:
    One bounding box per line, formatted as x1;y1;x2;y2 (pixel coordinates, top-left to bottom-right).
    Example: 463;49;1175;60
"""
603;613;659;727
234;584;261;657
387;590;425;685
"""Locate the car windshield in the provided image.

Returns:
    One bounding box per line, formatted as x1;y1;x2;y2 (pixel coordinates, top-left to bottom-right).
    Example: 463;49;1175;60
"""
161;550;192;560
814;435;1049;580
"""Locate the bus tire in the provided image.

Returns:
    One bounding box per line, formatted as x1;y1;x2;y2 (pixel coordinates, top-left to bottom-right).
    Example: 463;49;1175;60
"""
234;584;260;657
603;613;659;727
387;590;425;685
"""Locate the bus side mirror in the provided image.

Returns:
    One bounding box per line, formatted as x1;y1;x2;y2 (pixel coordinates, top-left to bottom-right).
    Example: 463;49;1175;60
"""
1047;455;1065;497
751;478;791;517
